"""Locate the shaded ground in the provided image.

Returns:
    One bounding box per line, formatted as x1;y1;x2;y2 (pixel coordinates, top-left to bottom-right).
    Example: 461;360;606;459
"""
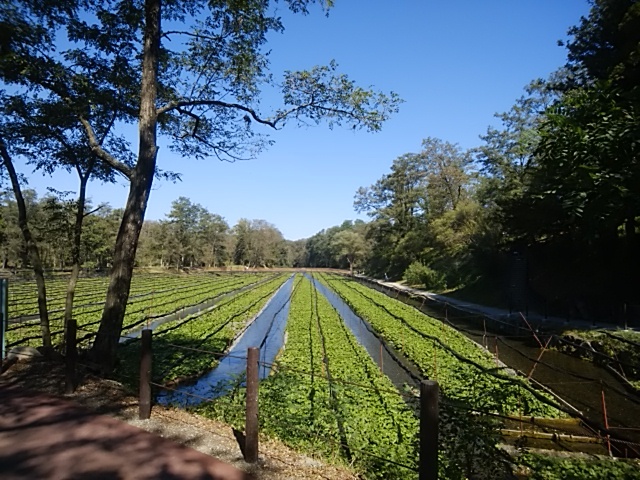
0;358;357;480
0;385;248;480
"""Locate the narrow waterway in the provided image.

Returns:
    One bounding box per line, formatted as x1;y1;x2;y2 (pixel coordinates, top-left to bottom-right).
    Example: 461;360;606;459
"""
157;276;294;406
120;275;276;343
361;279;640;456
309;275;421;391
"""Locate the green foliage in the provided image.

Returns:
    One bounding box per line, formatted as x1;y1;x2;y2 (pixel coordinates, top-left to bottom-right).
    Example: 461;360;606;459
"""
199;274;420;479
322;274;564;419
516;452;640;480
6;272;271;349
403;261;445;290
562;328;640;383
116;273;288;385
352;138;478;280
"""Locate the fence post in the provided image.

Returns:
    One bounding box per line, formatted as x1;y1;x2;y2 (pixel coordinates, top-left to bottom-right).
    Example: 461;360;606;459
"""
0;278;7;363
139;329;152;420
420;380;439;480
601;383;612;456
65;319;77;394
245;346;260;463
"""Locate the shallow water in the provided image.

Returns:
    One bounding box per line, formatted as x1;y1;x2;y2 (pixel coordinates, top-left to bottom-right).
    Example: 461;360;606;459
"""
309;274;421;391
157;276;294;405
365;280;640;456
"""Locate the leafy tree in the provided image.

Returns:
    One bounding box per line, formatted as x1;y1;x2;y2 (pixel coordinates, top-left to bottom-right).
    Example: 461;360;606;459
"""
332;227;368;275
496;0;640;311
197;212;229;268
0;189;36;269
165;197;204;268
563;0;640;91
475;79;557;213
355;138;475;279
2;0;401;369
306;226;341;268
233;218;286;268
286;238;308;267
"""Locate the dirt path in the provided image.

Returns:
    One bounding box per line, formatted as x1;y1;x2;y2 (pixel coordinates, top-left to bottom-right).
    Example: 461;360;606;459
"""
0;357;357;480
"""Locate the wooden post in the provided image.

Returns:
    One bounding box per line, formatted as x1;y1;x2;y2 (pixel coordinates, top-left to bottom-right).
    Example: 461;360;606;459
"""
139;329;152;420
483;318;487;349
245;347;260;463
420;380;439;480
601;384;611;456
65;319;77;394
0;278;7;362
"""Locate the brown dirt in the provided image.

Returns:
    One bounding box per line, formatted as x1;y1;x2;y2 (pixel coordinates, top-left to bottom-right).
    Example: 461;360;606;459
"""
0;357;358;480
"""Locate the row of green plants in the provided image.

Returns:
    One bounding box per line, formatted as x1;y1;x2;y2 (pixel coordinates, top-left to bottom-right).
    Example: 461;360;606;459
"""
320;274;563;418
7;273;272;348
198;274;420;479
322;275;640;478
116;274;290;385
7;272;242;318
515;452;640;480
7;273;175;307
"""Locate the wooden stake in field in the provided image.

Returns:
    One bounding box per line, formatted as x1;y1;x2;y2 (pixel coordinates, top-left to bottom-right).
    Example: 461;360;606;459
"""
245;347;260;463
601;383;612;456
65;319;77;394
483;318;487;349
139;329;152;420
419;380;439;480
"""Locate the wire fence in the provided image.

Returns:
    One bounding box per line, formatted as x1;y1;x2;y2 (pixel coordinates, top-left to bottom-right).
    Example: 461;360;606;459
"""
4;314;640;480
347;276;640;400
4;274;640;477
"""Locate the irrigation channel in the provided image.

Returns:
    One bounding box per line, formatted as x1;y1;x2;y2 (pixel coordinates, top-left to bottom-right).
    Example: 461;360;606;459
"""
308;274;421;390
157;273;421;406
358;277;640;457
157;275;295;405
119;274;278;343
148;272;638;458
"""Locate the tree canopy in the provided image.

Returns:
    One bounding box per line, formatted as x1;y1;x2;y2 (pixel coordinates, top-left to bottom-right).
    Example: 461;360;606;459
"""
1;0;401;368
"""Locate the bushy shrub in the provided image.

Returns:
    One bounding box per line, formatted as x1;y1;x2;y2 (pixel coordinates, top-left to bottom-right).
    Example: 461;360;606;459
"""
403;261;446;290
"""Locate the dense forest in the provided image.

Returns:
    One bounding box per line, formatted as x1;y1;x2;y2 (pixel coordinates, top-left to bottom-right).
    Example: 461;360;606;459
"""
0;193;308;270
0;0;638;363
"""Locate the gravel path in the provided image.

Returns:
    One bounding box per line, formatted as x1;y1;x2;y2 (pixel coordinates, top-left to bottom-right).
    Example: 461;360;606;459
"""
0;356;357;480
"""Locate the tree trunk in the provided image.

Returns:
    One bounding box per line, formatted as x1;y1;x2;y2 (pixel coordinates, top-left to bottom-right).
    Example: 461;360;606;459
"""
90;0;161;372
63;170;91;345
0;140;52;349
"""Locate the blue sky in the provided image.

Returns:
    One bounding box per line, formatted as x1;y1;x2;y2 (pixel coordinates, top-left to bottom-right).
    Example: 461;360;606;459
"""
25;0;591;240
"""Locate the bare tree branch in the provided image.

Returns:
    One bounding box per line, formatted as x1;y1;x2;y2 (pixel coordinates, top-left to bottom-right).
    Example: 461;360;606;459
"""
83;204;105;218
158;97;360;130
158;99;280;128
78;116;133;179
